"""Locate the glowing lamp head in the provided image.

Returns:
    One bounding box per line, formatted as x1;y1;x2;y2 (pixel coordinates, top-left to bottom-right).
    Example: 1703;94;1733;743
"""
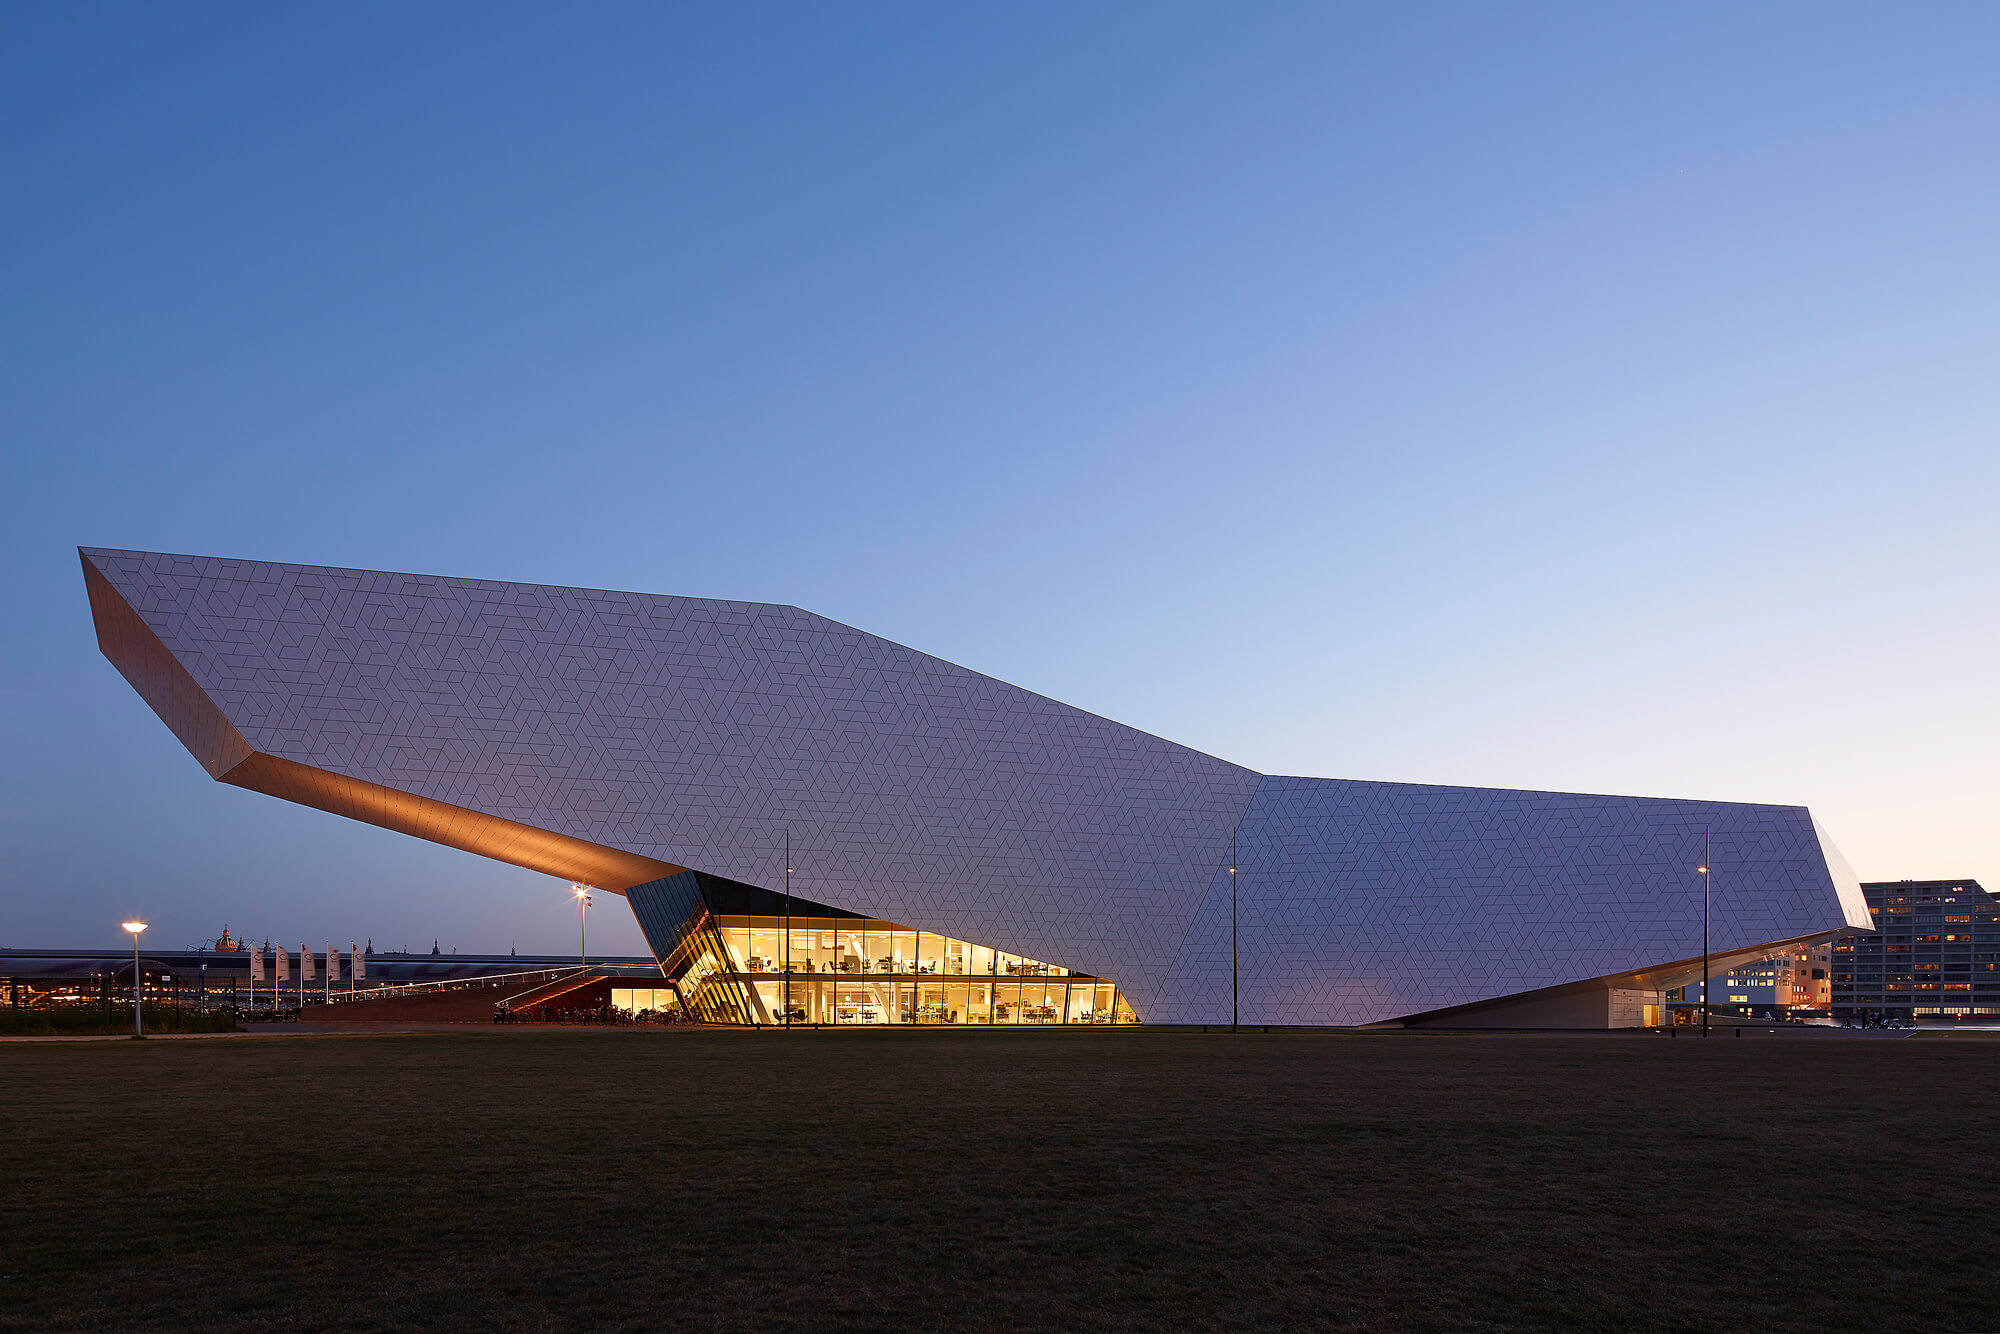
122;921;147;934
1697;865;1710;874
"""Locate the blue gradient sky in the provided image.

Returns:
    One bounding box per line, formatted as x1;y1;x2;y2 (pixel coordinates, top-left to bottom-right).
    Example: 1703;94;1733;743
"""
3;3;1995;956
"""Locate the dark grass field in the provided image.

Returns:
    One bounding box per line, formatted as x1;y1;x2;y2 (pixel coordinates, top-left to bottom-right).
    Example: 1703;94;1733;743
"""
4;1030;1997;1333
0;1005;236;1037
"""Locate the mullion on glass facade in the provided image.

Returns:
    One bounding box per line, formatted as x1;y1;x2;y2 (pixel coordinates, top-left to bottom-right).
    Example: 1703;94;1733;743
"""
624;869;1139;1026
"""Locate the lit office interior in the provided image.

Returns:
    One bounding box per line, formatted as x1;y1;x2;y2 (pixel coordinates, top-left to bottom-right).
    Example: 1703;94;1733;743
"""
620;871;1138;1026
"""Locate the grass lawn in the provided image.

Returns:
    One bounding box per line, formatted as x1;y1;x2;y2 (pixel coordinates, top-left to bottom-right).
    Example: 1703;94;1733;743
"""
3;1029;1996;1332
0;1005;237;1037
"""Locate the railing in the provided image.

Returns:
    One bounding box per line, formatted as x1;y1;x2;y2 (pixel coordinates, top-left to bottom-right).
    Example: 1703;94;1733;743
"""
323;966;590;1005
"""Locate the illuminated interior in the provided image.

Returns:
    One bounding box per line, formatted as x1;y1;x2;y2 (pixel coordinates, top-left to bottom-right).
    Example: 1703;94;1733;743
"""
616;869;1138;1026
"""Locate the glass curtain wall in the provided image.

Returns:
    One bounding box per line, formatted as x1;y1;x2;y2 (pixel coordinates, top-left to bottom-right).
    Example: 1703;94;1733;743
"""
623;870;1139;1027
624;872;758;1023
709;915;1134;1026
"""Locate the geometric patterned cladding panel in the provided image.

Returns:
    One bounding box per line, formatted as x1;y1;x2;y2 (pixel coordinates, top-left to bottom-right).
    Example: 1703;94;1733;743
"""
1151;776;1867;1026
81;548;1871;1026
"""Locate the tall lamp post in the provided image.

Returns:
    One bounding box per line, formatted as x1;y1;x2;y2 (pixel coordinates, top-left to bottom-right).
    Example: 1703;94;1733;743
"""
122;921;147;1038
1698;830;1712;1037
1230;831;1239;1034
189;938;209;1015
783;829;793;1029
572;884;593;967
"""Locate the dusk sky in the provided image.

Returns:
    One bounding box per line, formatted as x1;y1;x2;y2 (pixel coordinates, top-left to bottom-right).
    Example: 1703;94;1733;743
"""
3;3;1995;957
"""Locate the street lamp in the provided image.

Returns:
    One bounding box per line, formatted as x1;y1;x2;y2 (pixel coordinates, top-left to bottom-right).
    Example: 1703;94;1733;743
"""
571;884;593;967
1230;829;1239;1035
783;829;793;1029
121;921;147;1038
1698;830;1712;1038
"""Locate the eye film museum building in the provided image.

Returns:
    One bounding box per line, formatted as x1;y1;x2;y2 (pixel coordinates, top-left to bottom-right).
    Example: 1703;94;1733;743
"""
81;548;1872;1029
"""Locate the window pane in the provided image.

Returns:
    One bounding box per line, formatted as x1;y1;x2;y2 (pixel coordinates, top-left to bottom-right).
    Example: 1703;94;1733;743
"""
747;919;782;974
753;981;787;1023
915;981;947;1023
1028;982;1060;1024
1061;981;1086;1024
807;921;835;973
718;919;750;970
836;982;886;1024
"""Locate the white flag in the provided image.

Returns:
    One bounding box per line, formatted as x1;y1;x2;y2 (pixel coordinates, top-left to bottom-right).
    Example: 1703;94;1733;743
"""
299;943;314;983
276;944;289;982
351;943;364;982
250;946;265;983
324;943;338;982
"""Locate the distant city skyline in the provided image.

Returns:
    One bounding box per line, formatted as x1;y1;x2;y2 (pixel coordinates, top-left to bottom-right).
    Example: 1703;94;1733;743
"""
3;3;1996;952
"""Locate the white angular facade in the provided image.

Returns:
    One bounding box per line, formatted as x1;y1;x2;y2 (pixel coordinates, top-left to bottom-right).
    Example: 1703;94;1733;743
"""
83;548;1870;1027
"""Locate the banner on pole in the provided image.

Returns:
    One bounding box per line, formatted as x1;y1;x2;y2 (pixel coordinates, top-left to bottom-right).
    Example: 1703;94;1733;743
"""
351;943;364;982
276;944;289;983
250;946;264;983
324;943;337;983
299;943;314;983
